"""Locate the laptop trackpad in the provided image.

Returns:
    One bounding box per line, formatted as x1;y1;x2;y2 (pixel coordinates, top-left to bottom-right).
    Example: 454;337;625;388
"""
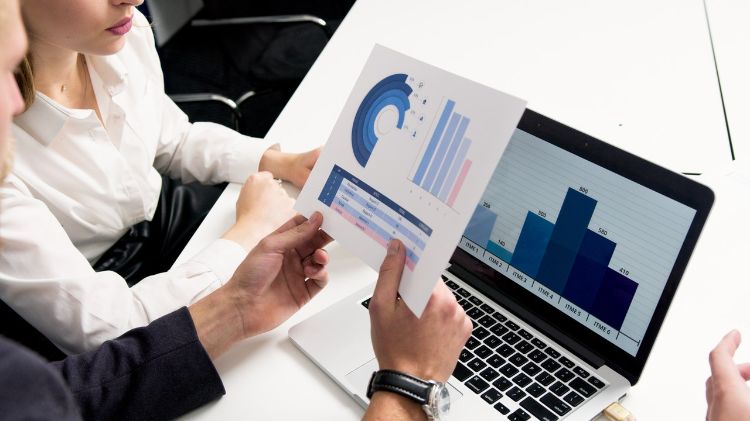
345;358;463;405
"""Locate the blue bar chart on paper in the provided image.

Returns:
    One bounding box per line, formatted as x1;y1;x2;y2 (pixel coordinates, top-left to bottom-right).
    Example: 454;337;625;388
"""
457;129;697;356
411;99;474;207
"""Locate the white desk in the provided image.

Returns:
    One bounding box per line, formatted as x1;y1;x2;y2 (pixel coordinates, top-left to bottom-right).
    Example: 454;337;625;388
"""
177;1;747;419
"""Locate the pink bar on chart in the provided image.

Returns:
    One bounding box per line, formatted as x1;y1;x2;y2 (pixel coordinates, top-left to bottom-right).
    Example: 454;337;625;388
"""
447;160;472;207
405;257;417;271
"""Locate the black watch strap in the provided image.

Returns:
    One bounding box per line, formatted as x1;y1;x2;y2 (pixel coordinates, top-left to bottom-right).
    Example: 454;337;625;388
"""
366;369;432;405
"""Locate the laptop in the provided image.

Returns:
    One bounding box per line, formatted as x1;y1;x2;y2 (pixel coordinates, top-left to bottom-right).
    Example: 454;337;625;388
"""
289;109;714;420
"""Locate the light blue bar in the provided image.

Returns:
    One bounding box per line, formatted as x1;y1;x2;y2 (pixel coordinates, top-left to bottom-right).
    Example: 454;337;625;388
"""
487;241;513;263
413;100;455;185
422;112;461;191
333;196;421;264
438;138;472;201
339;183;427;250
431;116;470;196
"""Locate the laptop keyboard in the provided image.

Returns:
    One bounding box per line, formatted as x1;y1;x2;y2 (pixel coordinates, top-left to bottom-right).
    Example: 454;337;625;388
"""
361;276;607;421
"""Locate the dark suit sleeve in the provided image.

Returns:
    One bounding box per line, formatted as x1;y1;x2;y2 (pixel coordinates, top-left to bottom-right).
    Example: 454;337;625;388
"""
51;307;226;421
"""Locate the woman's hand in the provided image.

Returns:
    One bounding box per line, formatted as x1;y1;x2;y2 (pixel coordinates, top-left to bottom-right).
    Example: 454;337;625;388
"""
259;147;321;189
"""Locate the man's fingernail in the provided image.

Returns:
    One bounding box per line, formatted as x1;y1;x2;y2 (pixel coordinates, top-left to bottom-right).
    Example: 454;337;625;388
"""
309;212;322;224
387;239;399;255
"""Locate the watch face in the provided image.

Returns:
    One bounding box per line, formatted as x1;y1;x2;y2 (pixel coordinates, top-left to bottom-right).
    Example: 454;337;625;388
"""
435;383;451;416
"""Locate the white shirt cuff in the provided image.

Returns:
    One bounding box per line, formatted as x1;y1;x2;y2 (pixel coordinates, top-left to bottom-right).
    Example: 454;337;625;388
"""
187;238;248;285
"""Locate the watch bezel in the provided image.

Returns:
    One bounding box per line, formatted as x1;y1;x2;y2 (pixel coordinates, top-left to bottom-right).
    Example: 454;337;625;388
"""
423;381;450;420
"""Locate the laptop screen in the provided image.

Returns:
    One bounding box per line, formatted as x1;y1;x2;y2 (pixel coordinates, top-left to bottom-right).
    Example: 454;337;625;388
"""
455;126;697;357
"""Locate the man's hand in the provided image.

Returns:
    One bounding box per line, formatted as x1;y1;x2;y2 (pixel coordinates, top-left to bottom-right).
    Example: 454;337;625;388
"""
223;172;296;251
706;330;750;421
369;239;472;382
191;212;332;359
228;212;332;337
259;147;321;189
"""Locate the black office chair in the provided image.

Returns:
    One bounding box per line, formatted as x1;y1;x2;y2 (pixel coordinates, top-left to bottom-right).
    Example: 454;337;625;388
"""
157;11;334;137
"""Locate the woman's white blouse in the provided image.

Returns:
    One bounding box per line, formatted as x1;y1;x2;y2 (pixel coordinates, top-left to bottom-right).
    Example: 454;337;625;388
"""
0;10;276;354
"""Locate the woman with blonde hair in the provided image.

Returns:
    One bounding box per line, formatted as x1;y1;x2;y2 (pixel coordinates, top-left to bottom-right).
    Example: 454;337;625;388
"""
1;0;320;355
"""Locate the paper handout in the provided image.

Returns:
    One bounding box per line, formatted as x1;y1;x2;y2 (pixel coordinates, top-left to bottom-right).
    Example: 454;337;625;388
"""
296;45;526;316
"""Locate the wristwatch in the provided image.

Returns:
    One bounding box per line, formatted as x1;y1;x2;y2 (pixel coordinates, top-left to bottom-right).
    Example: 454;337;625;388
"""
366;369;451;420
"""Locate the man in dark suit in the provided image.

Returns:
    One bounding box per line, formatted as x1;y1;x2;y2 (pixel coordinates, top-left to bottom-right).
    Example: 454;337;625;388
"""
0;1;471;420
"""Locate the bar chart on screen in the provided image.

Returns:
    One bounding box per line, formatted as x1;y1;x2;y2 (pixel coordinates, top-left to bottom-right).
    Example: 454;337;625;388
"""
457;130;696;355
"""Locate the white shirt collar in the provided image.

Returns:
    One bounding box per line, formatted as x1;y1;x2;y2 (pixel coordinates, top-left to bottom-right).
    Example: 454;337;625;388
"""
13;53;129;147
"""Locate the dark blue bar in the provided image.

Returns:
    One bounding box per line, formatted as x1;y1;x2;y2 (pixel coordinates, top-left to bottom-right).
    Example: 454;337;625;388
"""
414;100;456;185
562;230;616;312
464;205;497;248
319;165;432;236
590;269;638;331
536;189;597;294
510;212;554;278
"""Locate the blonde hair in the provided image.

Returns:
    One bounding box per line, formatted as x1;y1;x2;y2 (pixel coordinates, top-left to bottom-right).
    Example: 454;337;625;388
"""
14;55;34;111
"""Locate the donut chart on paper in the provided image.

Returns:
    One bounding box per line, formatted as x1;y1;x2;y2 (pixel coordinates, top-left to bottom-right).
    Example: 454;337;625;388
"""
351;73;413;167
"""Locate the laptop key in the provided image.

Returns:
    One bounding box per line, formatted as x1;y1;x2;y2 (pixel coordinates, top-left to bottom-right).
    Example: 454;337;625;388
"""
444;278;460;290
563;391;585;407
507;386;527;402
494;401;511;415
459;349;474;363
515;340;533;354
480;303;495;314
540;393;572;416
500;363;519;377
505;320;520;331
520;397;559;421
452;362;472;381
569;377;596;397
468;357;487;372
522;362;542;376
544;347;561;359
497;344;515;357
555;368;575;382
474;345;492;359
458;300;472;311
480;367;500;382
509;353;529;367
529;349;547;363
527;382;546;398
480;388;503;405
492;312;508;323
493;376;512;391
473;327;490;340
468;296;483;306
467;307;485;320
508;408;532;421
573;366;590;378
531;338;547;349
478;315;497;328
558;356;575;369
588;376;605;389
490;323;509;336
503;331;521;345
512;373;532;388
456;287;471;298
550;381;570;397
465;337;480;350
487;355;505;368
536;372;555;386
484;335;502;349
542;359;561;373
518;329;533;340
466;375;490;394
